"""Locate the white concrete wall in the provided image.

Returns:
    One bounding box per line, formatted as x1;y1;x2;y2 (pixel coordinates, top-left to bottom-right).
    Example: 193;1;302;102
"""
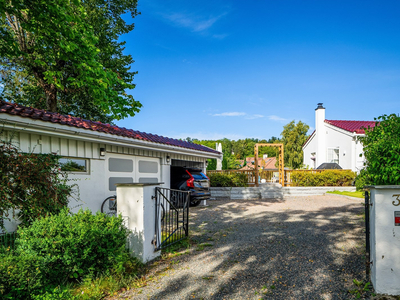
116;184;161;263
369;186;400;295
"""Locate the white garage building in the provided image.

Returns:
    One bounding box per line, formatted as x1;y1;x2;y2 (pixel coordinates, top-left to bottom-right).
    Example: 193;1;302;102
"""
0;101;222;215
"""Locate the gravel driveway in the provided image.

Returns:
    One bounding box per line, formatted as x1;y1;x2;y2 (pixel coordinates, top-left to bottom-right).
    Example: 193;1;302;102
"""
120;195;368;300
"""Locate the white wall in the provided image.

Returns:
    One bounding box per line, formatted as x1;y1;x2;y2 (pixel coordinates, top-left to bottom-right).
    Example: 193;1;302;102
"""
325;124;353;169
303;119;365;172
1;129;208;218
303;134;317;169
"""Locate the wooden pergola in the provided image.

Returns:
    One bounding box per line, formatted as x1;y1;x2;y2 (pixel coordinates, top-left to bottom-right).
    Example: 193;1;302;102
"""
254;143;284;186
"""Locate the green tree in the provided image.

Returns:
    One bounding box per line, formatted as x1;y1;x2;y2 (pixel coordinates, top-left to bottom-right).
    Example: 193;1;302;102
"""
281;120;309;169
0;0;140;123
358;114;400;185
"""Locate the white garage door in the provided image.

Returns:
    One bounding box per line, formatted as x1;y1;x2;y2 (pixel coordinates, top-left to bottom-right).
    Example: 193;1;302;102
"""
106;154;160;191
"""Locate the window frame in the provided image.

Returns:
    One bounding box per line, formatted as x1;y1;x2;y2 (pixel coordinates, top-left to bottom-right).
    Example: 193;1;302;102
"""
59;157;90;174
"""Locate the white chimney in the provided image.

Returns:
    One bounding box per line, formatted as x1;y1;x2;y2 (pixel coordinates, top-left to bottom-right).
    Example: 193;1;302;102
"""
315;103;326;167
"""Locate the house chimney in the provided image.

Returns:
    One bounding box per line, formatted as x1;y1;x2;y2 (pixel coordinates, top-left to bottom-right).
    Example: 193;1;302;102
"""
315;103;326;167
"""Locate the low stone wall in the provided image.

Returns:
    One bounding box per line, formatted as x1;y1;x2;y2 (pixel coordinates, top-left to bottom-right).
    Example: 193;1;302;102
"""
210;184;283;200
210;185;356;200
283;186;356;196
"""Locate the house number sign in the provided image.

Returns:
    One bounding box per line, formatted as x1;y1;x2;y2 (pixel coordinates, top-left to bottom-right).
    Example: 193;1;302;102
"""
392;194;400;206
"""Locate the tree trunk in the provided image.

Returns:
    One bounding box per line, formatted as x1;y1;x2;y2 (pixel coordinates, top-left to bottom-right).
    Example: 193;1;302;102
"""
45;84;57;112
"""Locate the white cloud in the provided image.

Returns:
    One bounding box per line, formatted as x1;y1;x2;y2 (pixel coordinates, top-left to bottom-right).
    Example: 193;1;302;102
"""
164;12;227;33
212;112;246;117
172;132;246;141
268;115;287;122
245;114;264;120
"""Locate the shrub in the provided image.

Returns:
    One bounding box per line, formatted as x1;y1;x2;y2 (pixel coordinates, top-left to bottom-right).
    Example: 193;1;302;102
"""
16;208;130;283
0;137;73;228
0;251;48;299
209;172;248;187
358;114;400;186
0;209;132;299
291;170;356;187
355;169;367;191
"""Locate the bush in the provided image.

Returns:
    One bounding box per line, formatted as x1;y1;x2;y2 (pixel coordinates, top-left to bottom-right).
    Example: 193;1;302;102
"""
0;252;48;299
358;114;400;186
16;209;130;282
0;138;73;228
291;170;356;187
355;169;367;191
0;209;132;299
209;172;248;187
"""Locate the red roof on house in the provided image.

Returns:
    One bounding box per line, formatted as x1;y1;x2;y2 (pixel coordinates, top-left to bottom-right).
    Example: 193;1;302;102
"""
0;101;220;154
325;120;376;134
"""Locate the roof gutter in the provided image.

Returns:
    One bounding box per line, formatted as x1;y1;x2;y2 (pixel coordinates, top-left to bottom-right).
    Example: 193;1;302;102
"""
0;114;222;159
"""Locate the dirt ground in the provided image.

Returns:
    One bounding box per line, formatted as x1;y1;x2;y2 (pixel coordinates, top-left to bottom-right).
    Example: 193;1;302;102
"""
116;195;371;300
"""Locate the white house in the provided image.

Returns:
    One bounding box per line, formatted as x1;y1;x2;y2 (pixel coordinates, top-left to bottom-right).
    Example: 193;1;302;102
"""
0;100;222;229
303;103;375;172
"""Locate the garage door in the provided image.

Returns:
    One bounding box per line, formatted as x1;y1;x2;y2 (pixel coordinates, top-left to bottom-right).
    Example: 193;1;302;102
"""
106;154;160;191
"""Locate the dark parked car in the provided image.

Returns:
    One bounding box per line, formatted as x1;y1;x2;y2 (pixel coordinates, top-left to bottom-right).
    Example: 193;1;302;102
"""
170;166;210;207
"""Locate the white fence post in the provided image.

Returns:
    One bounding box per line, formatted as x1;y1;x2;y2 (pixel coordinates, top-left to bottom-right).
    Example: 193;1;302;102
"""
369;185;400;295
116;183;162;263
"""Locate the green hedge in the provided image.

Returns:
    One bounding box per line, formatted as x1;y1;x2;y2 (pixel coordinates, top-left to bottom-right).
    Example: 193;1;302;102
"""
290;170;356;187
0;209;131;299
208;172;248;187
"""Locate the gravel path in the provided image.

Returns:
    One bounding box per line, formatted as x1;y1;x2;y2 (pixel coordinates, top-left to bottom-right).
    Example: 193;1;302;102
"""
119;195;369;300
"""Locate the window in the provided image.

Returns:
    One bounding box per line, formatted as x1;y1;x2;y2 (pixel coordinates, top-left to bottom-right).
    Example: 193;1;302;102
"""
60;158;88;173
327;148;339;164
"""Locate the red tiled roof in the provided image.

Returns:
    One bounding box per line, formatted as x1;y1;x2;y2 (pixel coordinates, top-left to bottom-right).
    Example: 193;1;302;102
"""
0;101;220;154
325;119;376;134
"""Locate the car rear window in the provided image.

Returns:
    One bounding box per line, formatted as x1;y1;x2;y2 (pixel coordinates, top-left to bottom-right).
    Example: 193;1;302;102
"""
191;172;207;180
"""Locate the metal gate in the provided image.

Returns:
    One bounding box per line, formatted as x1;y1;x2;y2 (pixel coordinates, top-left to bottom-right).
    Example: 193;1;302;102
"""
154;187;190;250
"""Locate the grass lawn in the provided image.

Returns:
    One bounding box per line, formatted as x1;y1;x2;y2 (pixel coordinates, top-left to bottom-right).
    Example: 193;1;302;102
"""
326;190;364;198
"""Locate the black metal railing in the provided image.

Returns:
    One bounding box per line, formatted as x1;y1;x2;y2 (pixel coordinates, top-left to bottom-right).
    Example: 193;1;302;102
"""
154;187;190;251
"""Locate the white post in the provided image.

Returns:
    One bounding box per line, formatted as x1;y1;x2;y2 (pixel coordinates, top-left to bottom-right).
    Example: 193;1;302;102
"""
369;185;400;295
216;142;223;170
116;183;162;263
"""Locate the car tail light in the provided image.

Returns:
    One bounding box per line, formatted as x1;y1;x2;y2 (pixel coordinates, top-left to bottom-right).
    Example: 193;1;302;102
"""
186;170;194;187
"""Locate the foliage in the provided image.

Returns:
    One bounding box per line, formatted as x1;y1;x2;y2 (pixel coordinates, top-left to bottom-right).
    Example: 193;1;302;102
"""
281;120;309;169
0;138;72;228
208;172;248;187
290;170;356;187
16;209;130;281
206;159;217;171
0;251;49;299
0;209;137;299
358;114;400;186
354;169;367;191
326;190;364;198
0;0;140;122
194;137;281;170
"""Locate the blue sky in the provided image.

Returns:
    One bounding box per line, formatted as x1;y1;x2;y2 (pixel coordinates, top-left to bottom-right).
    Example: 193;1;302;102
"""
116;0;400;141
